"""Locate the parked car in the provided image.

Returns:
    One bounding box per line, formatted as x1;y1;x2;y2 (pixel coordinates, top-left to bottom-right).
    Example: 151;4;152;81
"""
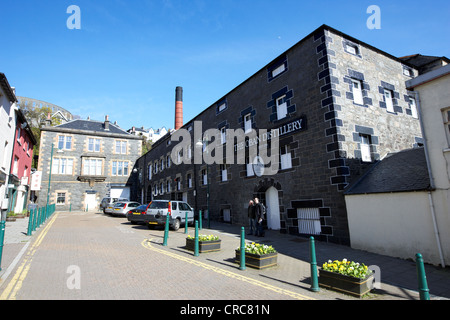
126;204;150;225
101;197;129;214
111;201;141;217
146;200;194;231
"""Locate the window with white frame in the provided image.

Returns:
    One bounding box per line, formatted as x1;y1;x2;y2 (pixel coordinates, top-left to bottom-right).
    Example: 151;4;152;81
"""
13;156;19;175
384;89;394;113
246;157;254;177
220;127;226;145
166;180;171;193
57;192;66;205
351;79;364;105
280;145;292;170
160;158;164;171
176;178;181;191
220;164;227;182
112;161;129;176
202;169;207;185
442;107;450;147
83;158;102;176
244;114;252;133
88;138;101;152
360;135;372;162
409;97;418;119
187;174;192;188
217;101;227;113
115;140;127;154
297;208;321;235
276;95;288;120
148;164;152;180
58;135;72;150
271;64;286;78
160;182;164;194
53;158;74;175
166;155;171;168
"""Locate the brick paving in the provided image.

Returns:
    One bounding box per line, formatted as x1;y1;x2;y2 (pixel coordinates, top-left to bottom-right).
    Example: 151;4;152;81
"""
0;211;449;302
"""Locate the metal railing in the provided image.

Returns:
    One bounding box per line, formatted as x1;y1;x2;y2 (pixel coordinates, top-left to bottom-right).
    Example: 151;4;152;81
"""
27;204;56;236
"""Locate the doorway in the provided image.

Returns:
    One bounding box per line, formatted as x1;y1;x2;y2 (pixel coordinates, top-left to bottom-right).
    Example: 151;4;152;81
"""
265;186;280;230
84;193;97;211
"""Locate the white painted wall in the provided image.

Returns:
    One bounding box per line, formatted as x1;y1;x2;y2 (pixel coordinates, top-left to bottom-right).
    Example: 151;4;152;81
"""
345;192;446;266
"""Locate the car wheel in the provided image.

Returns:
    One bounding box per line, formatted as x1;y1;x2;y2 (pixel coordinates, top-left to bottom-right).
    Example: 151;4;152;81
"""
171;218;180;231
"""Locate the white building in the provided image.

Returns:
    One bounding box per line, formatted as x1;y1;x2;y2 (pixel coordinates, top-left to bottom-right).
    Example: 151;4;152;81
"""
345;64;450;267
0;73;19;218
128;126;168;143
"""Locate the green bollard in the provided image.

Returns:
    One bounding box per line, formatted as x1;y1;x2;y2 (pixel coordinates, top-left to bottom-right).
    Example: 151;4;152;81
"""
162;214;170;246
309;236;320;292
184;212;188;234
199;210;202;230
32;207;37;231
0;220;5;271
27;209;34;236
239;227;246;270
70;203;72;212
416;253;430;300
194;221;199;257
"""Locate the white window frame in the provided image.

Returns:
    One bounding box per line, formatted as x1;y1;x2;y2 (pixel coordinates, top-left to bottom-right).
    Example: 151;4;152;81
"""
280;145;292;170
220;127;226;145
276;95;288;120
57;193;67;205
88;138;101;152
58;135;72;150
351;79;364;105
53;157;74;175
112;161;129;177
83;158;102;176
202;169;207;185
244;114;252;133
115;140;127;154
272;64;286;78
409;97;418;119
246;157;254;177
13;156;19;175
148;164;152;180
360;135;372;162
187;174;192;188
442;108;450;147
218;101;227;113
220;164;227;182
384;89;394;113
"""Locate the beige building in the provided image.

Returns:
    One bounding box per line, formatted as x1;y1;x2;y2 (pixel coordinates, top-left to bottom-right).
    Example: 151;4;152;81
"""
344;64;450;267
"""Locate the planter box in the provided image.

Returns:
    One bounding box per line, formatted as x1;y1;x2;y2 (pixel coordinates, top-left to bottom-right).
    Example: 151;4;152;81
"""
186;238;221;253
319;269;374;298
6;217;16;222
235;250;278;269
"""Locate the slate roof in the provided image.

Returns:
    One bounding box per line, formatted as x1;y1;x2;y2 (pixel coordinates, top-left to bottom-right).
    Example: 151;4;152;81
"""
344;148;431;195
56;119;129;135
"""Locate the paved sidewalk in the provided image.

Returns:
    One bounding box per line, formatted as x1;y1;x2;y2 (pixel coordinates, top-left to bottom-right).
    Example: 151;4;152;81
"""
1;212;449;300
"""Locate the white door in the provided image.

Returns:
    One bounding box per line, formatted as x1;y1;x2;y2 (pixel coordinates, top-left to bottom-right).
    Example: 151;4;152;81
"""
85;193;97;211
265;187;280;230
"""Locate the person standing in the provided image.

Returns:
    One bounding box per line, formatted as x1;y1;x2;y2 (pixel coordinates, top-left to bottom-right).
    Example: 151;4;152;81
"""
247;200;256;235
254;198;265;237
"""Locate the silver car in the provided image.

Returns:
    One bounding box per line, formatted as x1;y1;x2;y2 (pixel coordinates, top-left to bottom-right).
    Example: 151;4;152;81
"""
111;201;141;217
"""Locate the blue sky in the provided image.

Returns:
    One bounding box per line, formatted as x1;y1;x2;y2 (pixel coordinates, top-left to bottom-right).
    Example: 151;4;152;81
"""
1;0;449;131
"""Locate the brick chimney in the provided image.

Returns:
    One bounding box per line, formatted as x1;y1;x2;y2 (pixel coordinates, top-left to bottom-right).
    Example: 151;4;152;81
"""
175;86;183;130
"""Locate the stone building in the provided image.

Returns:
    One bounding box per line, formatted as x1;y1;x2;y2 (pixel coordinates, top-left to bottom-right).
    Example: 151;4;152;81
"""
131;25;425;245
37;116;142;211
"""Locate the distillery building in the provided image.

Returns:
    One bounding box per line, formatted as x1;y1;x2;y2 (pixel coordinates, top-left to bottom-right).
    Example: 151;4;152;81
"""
131;25;427;245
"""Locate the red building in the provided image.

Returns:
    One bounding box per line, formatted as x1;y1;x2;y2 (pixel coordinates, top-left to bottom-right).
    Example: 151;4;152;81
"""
7;108;36;213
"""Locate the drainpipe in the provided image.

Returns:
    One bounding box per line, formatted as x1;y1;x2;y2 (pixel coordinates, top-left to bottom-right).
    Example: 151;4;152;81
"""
414;91;445;268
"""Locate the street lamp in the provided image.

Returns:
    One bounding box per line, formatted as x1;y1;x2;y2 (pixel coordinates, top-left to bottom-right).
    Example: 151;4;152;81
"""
195;138;210;229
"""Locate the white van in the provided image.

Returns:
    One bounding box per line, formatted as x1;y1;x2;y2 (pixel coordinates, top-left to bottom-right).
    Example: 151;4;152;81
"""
146;200;194;231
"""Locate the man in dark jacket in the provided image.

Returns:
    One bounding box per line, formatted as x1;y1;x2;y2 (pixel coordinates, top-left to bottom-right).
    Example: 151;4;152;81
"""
247;200;256;235
254;198;265;237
